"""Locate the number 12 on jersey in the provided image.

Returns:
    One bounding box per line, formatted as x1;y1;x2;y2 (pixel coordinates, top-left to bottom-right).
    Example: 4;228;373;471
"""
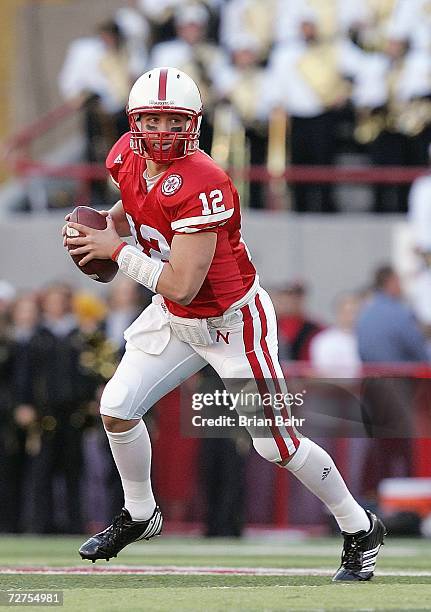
199;190;225;215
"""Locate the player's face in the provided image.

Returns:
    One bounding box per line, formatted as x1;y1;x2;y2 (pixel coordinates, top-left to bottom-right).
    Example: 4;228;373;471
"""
130;111;197;162
137;113;188;137
136;113;189;159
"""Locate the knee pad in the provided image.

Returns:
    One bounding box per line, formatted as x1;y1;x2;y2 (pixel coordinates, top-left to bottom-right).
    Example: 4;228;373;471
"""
252;437;282;463
100;363;143;420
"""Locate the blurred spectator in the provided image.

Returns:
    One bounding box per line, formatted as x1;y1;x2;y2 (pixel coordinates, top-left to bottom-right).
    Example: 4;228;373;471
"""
105;277;150;353
213;33;271;208
199;367;248;537
0;290;14;532
115;1;150;78
275;0;368;46
353;35;431;212
357;265;429;502
59;20;133;118
266;18;361;211
72;290;123;529
220;0;278;62
349;0;398;52
3;293;40;532
272;282;323;361
310;292;361;378
22;284;100;533
408;161;431;349
409;152;431;260
59;20;135;204
10;293;41;416
0;280;19;529
357;265;429;363
303;292;365;445
72;290;118;394
0;281;16;333
73;291;107;334
138;0;185;44
388;0;431;53
147;3;228;153
140;0;221;44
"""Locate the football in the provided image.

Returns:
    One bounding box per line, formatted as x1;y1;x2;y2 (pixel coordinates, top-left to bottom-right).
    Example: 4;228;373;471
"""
66;206;119;283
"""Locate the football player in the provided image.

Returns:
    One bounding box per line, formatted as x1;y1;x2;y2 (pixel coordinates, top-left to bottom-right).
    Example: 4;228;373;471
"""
64;67;386;581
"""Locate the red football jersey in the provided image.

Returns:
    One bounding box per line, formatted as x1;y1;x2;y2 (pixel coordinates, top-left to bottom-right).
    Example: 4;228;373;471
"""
106;133;256;318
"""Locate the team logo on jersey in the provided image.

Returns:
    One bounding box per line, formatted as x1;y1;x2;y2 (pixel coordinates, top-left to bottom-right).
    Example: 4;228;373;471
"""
216;330;230;344
114;154;122;164
162;174;183;196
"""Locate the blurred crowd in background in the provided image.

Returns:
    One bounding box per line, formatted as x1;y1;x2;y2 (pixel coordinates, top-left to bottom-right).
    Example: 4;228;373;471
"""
0;262;429;536
55;0;431;212
0;279;148;534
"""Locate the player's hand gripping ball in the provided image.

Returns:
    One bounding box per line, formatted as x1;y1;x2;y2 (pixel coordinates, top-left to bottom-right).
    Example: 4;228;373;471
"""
66;206;118;283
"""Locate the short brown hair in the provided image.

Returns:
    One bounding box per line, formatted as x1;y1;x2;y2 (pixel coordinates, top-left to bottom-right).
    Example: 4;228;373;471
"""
373;265;394;291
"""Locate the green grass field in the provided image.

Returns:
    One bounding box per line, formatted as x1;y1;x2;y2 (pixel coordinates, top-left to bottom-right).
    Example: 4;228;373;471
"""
0;535;430;611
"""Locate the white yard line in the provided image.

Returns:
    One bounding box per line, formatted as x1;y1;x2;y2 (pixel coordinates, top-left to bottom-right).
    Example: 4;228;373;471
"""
0;566;430;577
128;544;420;557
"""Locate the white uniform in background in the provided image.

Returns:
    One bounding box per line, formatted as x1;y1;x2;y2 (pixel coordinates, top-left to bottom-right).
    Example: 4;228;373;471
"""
147;5;228;107
211;33;271;123
219;0;278;58
148;39;227;84
274;0;368;45
388;0;431;51
265;39;363;116
115;6;149;77
139;0;222;24
352;48;431;110
310;328;362;378
137;0;183;23
59;37;132;113
408;174;431;331
409;174;431;255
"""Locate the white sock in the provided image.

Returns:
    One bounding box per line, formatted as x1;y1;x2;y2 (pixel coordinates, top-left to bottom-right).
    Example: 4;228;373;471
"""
285;438;370;534
105;420;156;522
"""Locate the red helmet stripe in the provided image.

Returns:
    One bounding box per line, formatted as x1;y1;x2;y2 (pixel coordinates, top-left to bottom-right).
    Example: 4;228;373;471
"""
158;68;168;101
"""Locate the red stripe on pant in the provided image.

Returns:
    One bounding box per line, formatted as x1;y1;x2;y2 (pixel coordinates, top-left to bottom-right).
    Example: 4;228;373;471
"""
255;294;299;451
241;304;290;462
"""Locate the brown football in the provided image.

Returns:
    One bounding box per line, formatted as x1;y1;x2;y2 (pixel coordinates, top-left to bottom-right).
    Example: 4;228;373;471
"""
67;206;118;283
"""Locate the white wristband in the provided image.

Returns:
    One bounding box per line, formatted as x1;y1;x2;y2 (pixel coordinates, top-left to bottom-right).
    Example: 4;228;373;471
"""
117;245;164;292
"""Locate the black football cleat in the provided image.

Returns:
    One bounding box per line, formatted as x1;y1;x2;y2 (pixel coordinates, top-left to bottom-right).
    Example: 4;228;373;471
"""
332;510;387;582
79;506;163;562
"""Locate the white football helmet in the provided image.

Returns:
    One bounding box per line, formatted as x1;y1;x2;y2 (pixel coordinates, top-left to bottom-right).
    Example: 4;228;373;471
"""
127;67;203;162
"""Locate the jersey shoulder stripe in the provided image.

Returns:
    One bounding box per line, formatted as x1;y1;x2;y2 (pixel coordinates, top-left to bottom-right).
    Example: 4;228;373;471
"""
171;209;234;231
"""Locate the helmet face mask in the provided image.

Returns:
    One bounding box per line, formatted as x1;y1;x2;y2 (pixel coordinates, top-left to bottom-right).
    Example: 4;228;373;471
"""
128;107;201;163
127;68;203;163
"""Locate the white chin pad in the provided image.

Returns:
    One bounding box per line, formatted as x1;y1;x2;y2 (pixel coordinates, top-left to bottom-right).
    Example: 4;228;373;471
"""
66;226;80;237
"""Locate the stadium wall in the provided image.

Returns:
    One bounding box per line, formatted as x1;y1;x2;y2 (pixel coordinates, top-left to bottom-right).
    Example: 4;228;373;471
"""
1;212;406;320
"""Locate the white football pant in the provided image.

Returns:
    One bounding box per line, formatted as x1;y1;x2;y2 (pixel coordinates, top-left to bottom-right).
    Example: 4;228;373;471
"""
100;285;299;462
